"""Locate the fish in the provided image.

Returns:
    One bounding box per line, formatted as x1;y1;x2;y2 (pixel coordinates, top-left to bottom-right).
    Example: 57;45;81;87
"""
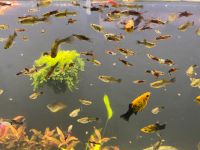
168;68;179;75
71;1;80;6
139;25;153;31
116;48;135;57
121;10;142;16
90;6;102;12
81;51;95;57
19;16;49;25
133;80;146;84
196;28;200;36
37;0;52;7
43;10;59;17
143;145;178;150
104;17;115;22
195;95;200;104
155;35;171;41
15;28;25;32
167;13;177;22
77;117;99;124
120;92;151;121
98;75;121;83
54;10;77;17
4;31;17;49
72;34;91;42
134;15;144;30
140;122;166;134
50;35;74;58
119;4;143;9
190;78;200;88
104;33;124;41
147;54;174;66
0;2;11;6
22;35;29;41
0;24;9;30
47;102;67;113
151;106;165;115
118;58;133;67
124;19;134;32
86;58;101;66
105;50;117;55
11;116;25;125
148;18;166;25
137;39;156;48
0;89;4;95
150;78;176;88
29;91;43;100
178;11;192;18
46;62;59;79
16;66;38;76
90;24;104;33
79;99;92;106
107;10;121;20
28;8;38;13
178;21;194;32
69;108;81;118
67;18;77;24
186;64;198;77
146;70;165;78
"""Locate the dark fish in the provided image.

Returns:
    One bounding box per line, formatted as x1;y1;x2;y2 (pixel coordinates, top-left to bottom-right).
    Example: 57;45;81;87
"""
168;68;179;75
121;10;142;16
118;58;133;67
155;35;171;40
141;122;166;134
51;35;74;58
139;25;152;31
178;11;192;18
134;15;144;30
80;51;94;57
104;33;124;41
148;18;166;25
72;34;91;42
4;31;17;49
0;2;11;6
54;10;77;17
19;16;49;25
67;18;77;24
90;6;102;12
46;62;59;79
43;10;59;17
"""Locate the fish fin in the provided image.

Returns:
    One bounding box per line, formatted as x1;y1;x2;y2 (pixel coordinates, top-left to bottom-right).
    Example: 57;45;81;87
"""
170;77;176;83
120;104;134;121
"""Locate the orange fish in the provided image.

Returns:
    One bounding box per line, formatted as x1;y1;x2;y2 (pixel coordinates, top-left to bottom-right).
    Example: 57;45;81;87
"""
120;92;151;121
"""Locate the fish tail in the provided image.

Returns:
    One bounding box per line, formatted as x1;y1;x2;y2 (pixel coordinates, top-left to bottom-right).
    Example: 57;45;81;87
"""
170;77;176;83
117;78;122;83
120;105;135;121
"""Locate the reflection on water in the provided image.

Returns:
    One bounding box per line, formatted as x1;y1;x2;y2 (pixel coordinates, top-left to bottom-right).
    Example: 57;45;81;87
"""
0;0;200;150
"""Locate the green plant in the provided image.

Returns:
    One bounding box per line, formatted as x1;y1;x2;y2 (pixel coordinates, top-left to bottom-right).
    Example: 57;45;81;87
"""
30;50;84;91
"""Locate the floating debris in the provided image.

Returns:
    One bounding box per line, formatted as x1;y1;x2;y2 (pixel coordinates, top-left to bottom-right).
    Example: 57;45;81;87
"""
186;64;198;77
190;78;200;88
0;89;4;95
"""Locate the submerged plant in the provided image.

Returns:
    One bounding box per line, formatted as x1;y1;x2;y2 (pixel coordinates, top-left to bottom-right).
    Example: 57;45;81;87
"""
30;50;84;91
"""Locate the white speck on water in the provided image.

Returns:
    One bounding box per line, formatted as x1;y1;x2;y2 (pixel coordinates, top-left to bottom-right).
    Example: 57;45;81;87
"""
177;93;181;96
89;83;94;86
85;131;88;135
20;53;24;56
177;35;181;39
129;141;132;144
113;62;116;66
164;88;167;91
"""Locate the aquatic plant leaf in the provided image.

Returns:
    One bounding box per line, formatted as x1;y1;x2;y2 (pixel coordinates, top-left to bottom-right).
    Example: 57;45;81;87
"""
56;127;65;142
103;94;113;120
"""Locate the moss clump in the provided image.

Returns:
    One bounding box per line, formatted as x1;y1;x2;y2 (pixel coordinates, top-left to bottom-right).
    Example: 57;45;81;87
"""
30;50;84;91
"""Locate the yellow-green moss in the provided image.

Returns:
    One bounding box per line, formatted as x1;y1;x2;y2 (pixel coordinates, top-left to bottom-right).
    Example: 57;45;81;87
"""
30;50;84;91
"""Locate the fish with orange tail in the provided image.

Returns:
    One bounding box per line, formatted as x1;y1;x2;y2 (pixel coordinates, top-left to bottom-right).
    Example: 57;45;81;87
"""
120;92;151;121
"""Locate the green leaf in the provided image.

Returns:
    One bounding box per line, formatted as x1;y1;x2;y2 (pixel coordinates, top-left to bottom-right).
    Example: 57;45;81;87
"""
103;94;113;120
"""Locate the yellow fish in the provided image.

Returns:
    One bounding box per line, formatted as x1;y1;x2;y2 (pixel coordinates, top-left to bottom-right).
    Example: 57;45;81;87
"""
195;95;200;104
140;122;166;134
150;78;176;88
120;92;151;121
